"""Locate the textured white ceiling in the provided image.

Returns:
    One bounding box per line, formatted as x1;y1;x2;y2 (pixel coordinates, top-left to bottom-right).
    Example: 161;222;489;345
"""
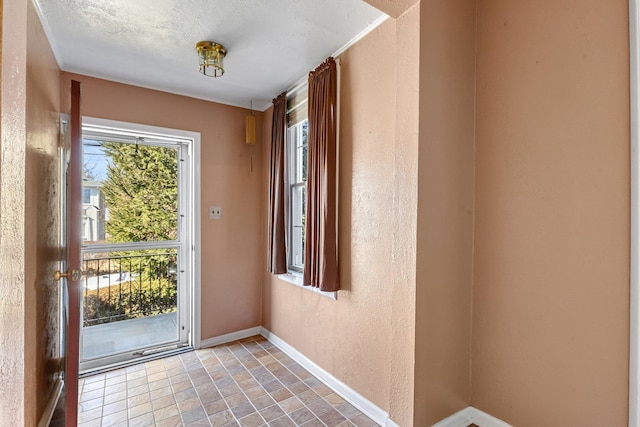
33;0;386;110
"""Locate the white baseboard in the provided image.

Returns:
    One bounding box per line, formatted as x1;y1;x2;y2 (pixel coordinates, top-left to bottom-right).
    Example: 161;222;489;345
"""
199;326;262;349
385;418;401;427
432;407;474;427
471;407;512;427
38;376;63;427
260;327;396;426
432;406;512;427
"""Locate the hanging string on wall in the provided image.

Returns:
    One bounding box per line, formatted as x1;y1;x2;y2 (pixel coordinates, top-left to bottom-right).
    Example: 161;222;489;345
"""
246;100;256;145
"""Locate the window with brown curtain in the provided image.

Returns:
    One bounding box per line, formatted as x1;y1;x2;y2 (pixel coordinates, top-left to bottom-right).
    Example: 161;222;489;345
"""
303;57;339;292
267;92;287;274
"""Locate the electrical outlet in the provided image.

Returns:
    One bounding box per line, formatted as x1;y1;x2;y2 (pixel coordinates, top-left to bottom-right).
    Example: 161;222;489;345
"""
209;206;222;220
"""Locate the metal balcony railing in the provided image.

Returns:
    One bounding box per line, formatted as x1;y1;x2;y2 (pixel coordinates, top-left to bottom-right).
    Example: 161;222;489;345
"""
82;251;178;327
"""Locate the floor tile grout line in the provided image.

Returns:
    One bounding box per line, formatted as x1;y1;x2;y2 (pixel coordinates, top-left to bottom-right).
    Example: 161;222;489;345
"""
245;337;333;427
207;337;294;426
240;340;302;427
218;339;268;425
186;343;250;425
257;337;362;425
175;349;212;425
193;346;231;426
239;338;307;426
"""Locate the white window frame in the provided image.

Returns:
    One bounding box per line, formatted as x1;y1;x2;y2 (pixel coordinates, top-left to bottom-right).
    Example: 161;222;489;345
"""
286;119;308;273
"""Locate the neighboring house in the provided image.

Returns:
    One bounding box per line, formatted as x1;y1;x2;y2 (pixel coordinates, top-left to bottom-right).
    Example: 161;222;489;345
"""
82;178;106;242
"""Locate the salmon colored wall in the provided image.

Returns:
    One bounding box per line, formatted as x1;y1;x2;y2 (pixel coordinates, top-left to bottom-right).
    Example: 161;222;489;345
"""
414;0;476;424
0;0;30;424
262;17;400;414
389;5;419;427
0;0;62;424
472;0;630;425
26;0;63;423
61;73;264;340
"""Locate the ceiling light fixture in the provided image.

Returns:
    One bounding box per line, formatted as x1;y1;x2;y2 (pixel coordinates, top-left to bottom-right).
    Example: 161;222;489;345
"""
195;41;227;77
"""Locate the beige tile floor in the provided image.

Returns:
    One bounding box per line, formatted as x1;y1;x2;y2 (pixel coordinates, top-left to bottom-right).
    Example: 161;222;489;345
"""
76;335;379;426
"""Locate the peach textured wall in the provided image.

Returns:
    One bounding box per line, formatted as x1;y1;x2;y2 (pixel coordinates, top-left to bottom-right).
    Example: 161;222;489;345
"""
389;5;419;427
25;0;63;423
414;0;476;425
0;0;30;424
262;16;401;415
473;0;630;425
0;0;62;424
61;73;264;340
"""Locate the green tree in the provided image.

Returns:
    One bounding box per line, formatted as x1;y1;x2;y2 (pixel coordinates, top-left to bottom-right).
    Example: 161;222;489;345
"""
101;141;178;242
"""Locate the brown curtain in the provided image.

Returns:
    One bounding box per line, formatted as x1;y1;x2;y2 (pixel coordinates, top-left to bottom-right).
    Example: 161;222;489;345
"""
268;92;288;274
303;57;339;291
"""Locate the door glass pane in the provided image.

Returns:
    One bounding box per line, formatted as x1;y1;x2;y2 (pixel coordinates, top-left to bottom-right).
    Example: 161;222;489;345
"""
82;139;179;244
81;248;179;359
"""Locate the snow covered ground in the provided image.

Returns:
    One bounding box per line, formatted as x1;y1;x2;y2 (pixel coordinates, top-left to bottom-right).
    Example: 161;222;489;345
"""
83;272;134;291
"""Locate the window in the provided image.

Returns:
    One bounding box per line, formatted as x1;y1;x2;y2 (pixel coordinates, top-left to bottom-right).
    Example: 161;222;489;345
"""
270;58;338;293
287;119;308;271
83;188;91;204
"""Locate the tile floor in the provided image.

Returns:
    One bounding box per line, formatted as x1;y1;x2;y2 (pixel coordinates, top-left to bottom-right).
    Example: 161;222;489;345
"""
76;335;379;426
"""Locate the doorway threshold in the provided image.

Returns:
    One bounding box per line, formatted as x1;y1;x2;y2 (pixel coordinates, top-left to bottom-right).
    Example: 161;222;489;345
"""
79;345;192;378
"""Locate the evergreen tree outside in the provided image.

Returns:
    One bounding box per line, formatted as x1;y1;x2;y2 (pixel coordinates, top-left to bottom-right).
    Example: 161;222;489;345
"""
101;142;178;243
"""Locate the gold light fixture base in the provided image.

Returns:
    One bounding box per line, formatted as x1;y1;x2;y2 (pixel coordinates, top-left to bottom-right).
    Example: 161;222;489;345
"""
196;41;227;77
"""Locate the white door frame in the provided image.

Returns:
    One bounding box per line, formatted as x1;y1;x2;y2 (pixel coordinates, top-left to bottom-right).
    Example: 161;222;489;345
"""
630;1;639;425
80;117;203;359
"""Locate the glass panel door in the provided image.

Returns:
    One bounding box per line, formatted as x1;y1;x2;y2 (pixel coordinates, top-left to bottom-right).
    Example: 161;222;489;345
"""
79;128;191;372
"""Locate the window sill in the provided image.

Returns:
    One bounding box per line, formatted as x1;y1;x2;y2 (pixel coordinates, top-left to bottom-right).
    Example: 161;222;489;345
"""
277;272;337;300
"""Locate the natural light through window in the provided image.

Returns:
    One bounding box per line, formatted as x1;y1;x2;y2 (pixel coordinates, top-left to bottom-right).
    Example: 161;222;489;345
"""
287;119;308;272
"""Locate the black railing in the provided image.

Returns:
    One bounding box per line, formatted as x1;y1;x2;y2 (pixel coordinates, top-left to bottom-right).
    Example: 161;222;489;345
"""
82;251;178;327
